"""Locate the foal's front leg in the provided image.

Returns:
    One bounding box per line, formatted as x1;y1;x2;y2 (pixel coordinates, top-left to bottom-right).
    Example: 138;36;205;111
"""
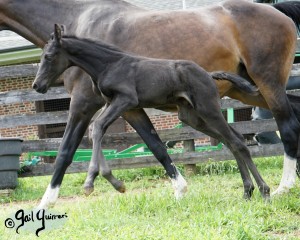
84;108;187;199
84;104;125;194
88;96;138;191
38;99;98;209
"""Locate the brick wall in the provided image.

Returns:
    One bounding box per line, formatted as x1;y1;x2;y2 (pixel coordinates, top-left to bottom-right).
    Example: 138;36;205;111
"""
0;76;39;139
125;113;181;132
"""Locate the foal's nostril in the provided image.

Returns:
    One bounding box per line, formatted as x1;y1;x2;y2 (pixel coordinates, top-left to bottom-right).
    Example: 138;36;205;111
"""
32;83;38;90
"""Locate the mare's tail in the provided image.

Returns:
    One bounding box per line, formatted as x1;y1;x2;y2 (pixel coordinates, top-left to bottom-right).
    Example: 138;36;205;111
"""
210;71;258;96
273;1;300;33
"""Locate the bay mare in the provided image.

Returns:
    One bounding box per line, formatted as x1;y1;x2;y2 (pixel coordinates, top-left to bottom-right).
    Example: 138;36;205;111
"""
1;0;300;207
33;24;271;208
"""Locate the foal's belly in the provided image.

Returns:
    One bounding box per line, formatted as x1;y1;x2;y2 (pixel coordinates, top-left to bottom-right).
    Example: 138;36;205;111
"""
136;91;176;108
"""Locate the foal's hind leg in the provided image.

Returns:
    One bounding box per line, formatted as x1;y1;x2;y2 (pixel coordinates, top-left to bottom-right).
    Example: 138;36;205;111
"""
178;105;270;199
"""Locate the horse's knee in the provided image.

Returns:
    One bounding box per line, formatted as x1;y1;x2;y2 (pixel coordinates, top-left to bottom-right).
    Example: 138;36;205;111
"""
91;125;104;142
88;121;94;142
55;154;73;170
225;136;249;155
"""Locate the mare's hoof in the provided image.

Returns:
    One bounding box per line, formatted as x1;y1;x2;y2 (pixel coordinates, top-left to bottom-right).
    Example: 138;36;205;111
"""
84;186;94;196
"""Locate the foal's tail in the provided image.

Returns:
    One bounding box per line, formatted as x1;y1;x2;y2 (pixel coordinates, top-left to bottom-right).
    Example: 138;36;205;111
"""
273;1;300;33
210;71;259;96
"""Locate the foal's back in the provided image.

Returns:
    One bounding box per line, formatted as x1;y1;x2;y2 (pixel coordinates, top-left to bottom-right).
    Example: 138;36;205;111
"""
104;55;217;109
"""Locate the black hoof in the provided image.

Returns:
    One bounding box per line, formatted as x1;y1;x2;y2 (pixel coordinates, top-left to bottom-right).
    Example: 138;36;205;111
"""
83;185;94;196
114;181;126;193
261;191;271;202
243;193;252;200
243;189;254;200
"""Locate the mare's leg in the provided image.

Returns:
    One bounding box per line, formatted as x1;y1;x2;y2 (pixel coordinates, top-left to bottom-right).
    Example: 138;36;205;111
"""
178;105;270;199
264;100;299;196
244;72;299;196
38;95;100;209
287;98;300;178
236;18;299;195
271;100;299;196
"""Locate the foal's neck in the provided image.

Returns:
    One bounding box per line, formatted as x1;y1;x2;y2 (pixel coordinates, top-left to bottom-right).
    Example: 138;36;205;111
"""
62;37;126;80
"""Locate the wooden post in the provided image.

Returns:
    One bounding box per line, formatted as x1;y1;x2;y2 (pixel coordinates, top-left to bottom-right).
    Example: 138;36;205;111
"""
182;123;197;176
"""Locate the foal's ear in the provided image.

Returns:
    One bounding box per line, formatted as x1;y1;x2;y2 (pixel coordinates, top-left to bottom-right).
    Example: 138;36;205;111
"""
54;23;62;42
60;24;66;35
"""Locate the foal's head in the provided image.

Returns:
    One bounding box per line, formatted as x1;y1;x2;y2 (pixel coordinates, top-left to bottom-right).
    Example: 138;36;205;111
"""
32;24;70;93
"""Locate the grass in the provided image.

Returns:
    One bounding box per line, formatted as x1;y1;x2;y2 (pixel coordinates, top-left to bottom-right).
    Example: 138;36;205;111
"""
1;156;300;240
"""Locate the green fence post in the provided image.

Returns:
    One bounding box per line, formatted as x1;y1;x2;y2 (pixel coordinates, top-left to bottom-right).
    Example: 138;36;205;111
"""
227;108;234;123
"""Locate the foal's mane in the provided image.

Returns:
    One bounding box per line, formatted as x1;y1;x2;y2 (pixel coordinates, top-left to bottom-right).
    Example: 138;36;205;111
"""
61;35;129;59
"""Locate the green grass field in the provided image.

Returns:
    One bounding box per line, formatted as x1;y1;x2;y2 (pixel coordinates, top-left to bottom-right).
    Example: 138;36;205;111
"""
1;156;300;240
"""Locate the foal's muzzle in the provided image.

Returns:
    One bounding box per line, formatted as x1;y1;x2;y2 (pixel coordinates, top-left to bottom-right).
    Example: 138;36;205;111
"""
32;82;48;94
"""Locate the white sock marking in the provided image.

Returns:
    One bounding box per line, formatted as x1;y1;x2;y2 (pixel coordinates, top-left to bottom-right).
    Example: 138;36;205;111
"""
37;184;60;209
272;153;297;196
171;171;187;200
